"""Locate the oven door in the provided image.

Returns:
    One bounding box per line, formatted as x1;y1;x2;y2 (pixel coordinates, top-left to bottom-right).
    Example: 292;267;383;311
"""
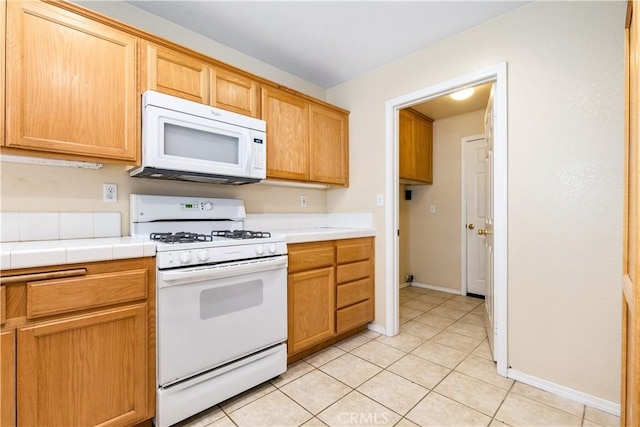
156;255;287;387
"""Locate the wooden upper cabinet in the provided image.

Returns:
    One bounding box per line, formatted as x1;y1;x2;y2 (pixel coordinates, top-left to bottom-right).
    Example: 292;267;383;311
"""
399;109;415;180
143;41;210;104
262;86;310;181
399;108;433;184
309;104;349;186
414;114;433;183
262;86;350;186
211;68;260;118
5;0;139;163
142;42;260;118
1;0;6;147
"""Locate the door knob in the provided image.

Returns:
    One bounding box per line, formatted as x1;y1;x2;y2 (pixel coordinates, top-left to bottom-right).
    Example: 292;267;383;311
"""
467;224;475;230
478;228;492;236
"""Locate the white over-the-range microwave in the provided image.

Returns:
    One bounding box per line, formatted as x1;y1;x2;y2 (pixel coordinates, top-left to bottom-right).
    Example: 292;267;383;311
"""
130;90;266;185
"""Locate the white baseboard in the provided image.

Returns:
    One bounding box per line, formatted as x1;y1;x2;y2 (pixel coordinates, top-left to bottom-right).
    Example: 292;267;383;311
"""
399;282;410;289
367;323;386;335
409;281;462;295
507;369;620;416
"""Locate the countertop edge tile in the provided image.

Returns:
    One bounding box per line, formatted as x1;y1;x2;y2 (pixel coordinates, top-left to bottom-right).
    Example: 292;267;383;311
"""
1;229;375;270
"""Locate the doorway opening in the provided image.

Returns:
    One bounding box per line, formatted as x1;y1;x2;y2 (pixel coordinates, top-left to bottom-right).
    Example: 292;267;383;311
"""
384;63;508;376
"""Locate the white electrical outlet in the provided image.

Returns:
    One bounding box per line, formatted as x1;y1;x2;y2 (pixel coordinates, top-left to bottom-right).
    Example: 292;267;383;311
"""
300;195;308;207
376;193;384;207
430;204;436;214
103;183;118;203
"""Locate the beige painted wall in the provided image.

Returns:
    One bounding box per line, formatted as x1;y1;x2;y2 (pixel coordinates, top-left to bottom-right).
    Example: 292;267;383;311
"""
326;1;625;403
405;110;485;290
0;162;328;235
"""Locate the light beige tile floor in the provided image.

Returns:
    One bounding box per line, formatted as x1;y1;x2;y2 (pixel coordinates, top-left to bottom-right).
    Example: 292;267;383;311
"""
175;286;620;427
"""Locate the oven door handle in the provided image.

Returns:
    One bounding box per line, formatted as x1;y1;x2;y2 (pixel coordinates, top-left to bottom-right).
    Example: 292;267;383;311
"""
158;256;288;287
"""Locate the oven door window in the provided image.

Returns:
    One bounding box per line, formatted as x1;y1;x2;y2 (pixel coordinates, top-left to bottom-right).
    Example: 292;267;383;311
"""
164;122;240;165
200;279;263;320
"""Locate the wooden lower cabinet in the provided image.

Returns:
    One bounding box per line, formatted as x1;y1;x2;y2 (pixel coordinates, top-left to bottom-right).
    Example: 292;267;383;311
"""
18;305;148;427
287;238;374;361
1;330;16;427
0;257;155;427
288;267;335;354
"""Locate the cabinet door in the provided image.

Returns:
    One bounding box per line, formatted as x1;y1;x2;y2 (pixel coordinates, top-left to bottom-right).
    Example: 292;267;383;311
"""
399;109;416;180
5;1;138;162
211;68;260;117
309;104;349;186
261;87;310;181
143;42;210;104
17;305;149;427
414;115;433;184
288;267;335;354
1;0;6;146
1;329;15;427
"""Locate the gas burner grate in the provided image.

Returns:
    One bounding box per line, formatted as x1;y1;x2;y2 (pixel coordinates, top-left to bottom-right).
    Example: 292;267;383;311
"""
212;230;272;240
150;232;213;244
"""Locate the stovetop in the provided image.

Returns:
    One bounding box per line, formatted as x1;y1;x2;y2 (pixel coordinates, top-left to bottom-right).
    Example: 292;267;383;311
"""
149;230;272;244
130;194;287;269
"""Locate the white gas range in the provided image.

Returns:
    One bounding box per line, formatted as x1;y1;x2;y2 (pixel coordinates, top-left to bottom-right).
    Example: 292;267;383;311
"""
130;194;288;427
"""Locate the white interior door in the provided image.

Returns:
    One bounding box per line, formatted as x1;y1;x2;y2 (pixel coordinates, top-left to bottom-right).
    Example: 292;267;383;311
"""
483;84;496;360
465;136;487;296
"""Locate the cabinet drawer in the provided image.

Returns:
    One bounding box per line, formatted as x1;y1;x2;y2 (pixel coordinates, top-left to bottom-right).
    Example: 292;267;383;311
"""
27;270;148;319
336;278;372;309
336;238;372;264
288;243;335;273
0;286;5;325
337;260;371;284
336;299;373;334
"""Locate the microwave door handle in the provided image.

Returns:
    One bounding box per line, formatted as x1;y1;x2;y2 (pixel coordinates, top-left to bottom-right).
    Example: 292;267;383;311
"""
159;256;288;288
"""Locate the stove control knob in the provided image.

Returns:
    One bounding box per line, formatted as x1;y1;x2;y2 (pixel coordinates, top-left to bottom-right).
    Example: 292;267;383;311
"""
269;243;277;254
256;244;264;255
198;249;210;262
179;251;193;264
203;202;213;211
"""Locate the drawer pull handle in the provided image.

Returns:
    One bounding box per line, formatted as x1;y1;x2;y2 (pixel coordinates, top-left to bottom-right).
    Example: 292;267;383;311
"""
0;268;87;284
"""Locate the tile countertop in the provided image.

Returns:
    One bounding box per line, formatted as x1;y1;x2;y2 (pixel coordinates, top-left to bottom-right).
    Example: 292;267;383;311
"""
1;237;157;271
0;228;375;270
275;227;376;244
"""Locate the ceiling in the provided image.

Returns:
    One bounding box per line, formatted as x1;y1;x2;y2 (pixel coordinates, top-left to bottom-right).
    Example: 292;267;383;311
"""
411;82;493;121
125;1;530;89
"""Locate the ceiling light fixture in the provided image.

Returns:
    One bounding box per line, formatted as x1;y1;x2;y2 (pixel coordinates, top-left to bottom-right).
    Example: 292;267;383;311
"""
450;88;474;101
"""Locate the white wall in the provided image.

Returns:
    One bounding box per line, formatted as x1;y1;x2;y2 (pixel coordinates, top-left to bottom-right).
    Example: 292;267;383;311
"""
327;1;625;404
407;110;485;290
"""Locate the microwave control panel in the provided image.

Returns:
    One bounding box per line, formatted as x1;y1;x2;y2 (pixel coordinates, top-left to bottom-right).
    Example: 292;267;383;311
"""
252;138;266;170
